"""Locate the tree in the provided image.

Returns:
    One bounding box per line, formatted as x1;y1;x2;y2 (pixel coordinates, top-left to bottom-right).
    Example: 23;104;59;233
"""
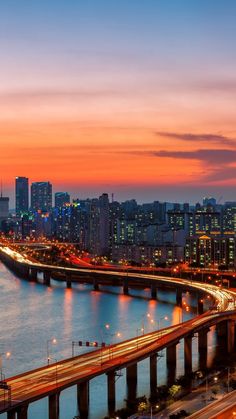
169;384;182;399
138;401;148;413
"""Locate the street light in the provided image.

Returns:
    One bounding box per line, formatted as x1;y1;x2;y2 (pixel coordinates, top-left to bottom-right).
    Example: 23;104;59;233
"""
150;404;159;418
47;338;57;365
47;356;58;388
0;352;11;381
157;316;168;331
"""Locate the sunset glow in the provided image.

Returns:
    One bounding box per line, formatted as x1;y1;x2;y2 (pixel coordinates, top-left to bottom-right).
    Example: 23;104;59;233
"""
1;1;236;203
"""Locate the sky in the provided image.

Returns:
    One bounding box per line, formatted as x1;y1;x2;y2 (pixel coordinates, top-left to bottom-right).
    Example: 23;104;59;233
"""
1;0;236;206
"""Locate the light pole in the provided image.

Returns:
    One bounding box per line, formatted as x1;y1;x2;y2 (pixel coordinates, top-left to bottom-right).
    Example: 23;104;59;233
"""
103;325;121;359
150;404;159;418
0;352;11;381
48;357;58;388
47;338;57;365
157;316;168;330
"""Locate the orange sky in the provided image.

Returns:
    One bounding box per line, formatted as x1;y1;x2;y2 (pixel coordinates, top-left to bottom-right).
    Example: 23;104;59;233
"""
1;1;236;204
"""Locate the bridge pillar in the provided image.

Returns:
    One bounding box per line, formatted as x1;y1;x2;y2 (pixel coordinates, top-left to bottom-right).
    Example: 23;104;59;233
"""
166;344;177;385
107;370;116;414
7;411;16;419
93;278;99;291
150;283;157;300
77;381;89;419
21;266;29;279
49;393;60;419
227;320;235;354
184;335;192;376
30;268;37;281
176;289;182;307
197;297;204;315
150;353;157;394
17;404;28;419
43;271;51;286
66;274;72;289
126;363;137;401
198;329;208;371
123;278;129;295
216;321;227;357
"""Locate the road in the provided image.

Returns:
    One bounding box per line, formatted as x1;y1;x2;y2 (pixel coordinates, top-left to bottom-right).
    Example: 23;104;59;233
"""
0;245;236;415
188;389;236;418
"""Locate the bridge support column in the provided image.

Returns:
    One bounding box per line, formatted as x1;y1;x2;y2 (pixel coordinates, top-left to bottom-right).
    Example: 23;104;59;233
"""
184;335;192;376
166;344;177;385
176;289;182;307
227;320;235;354
150;283;157;300
30;268;37;281
150;353;157;394
197;298;204;315
198;329;208;371
43;271;51;286
126;363;137;401
21;266;29;279
77;381;89;419
7;411;16;419
216;321;227;357
107;371;116;414
49;393;60;419
66;275;72;289
17;404;28;419
93;278;99;291
123;278;129;295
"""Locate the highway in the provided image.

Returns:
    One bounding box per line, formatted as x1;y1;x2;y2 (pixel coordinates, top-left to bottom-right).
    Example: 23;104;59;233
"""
0;245;236;416
1;245;236;312
0;307;236;413
188;390;236;418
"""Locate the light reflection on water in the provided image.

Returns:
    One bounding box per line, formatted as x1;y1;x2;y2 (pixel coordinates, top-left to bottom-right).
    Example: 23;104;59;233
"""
0;263;216;419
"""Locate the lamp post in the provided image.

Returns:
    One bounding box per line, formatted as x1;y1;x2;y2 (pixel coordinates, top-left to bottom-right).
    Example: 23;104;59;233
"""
47;338;57;365
157;316;168;330
0;352;11;381
48;357;58;388
150;404;159;418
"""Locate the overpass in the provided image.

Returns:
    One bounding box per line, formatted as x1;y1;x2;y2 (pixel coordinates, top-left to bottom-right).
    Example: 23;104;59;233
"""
0;246;236;419
0;246;234;312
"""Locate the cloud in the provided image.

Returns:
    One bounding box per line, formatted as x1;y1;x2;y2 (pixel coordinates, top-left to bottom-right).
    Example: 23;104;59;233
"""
152;149;236;164
194;79;236;93
0;88;119;102
156;132;236;147
150;148;236;183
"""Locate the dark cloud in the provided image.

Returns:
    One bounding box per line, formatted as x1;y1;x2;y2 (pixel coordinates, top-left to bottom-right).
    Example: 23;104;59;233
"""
156;132;236;147
206;166;236;182
152;149;236;164
151;148;236;183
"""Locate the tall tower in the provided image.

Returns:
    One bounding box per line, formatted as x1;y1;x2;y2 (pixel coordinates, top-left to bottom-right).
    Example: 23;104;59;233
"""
31;182;52;212
15;177;29;216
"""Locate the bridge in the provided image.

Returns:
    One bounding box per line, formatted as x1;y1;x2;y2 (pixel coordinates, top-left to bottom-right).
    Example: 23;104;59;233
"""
0;246;236;419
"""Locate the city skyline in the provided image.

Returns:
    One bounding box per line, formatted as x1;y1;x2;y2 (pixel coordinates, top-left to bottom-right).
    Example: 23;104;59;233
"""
1;1;236;204
4;175;236;209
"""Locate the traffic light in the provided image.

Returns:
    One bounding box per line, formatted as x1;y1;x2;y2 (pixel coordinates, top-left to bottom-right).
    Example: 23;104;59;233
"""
78;341;83;346
93;341;98;347
101;342;106;347
86;341;90;347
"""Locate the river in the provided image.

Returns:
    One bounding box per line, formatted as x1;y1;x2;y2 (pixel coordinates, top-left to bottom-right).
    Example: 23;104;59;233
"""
0;262;216;419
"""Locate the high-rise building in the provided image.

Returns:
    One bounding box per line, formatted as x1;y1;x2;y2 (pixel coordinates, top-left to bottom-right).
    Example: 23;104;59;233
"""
31;182;52;212
15;177;29;215
55;192;70;208
0;196;9;229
